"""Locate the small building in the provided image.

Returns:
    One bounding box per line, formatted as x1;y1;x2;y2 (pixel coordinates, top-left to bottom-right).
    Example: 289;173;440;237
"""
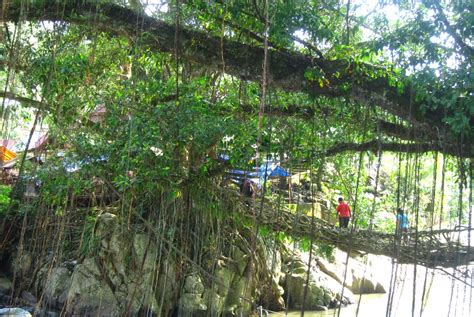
0;145;18;184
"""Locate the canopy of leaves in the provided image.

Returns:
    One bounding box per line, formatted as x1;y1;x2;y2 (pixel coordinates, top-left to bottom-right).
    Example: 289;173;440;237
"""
0;0;471;229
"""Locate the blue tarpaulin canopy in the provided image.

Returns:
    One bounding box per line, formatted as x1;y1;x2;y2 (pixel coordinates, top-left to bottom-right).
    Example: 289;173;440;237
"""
228;160;289;188
229;163;289;179
258;161;290;178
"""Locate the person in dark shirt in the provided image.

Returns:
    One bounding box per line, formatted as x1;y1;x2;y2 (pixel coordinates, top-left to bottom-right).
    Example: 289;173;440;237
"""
336;197;351;228
240;179;256;198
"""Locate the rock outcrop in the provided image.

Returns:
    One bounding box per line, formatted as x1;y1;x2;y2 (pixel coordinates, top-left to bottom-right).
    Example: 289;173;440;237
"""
2;213;388;315
317;249;388;295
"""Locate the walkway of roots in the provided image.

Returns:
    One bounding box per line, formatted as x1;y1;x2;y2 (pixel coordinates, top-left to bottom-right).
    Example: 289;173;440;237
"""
243;201;474;269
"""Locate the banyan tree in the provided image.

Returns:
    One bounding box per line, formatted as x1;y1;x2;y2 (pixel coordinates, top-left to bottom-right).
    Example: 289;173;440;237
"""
0;0;472;316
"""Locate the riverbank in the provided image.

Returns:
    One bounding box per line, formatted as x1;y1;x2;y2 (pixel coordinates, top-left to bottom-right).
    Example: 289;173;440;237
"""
275;263;473;317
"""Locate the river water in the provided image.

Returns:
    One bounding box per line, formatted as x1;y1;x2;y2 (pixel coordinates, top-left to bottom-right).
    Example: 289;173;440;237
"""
270;264;473;317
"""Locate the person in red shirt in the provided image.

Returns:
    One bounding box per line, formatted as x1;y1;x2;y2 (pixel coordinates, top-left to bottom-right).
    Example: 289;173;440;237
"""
336;197;351;228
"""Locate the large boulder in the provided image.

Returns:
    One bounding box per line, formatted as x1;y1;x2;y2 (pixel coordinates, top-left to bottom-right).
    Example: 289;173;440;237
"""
202;260;246;315
178;274;207;316
64;257;120;316
41;267;72;307
47;213;168;316
317;249;388;294
350;268;386;294
282;257;354;310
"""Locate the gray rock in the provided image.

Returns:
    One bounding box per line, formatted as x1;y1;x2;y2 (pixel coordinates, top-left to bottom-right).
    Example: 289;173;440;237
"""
0;307;32;316
375;282;386;293
283;252;354;310
64;258;120;316
42;267;71;306
203;289;225;315
184;274;204;294
351;275;377;294
96;212;117;227
317;249;388;295
232;248;249;276
179;293;207;315
214;265;236;296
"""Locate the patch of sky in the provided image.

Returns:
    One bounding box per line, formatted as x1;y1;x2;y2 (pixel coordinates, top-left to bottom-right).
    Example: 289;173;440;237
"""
143;0;169;16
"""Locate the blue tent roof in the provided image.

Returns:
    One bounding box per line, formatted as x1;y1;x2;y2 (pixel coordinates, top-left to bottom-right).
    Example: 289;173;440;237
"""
268;165;290;177
258;161;290;179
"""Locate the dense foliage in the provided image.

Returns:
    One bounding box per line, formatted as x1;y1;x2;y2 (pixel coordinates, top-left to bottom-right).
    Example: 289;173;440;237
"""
0;0;471;236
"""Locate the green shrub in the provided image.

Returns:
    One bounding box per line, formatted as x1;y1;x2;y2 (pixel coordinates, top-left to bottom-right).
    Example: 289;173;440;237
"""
0;185;12;215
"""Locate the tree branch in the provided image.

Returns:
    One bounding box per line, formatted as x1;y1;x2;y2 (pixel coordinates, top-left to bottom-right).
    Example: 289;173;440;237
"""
234;103;445;146
430;1;474;58
0;92;45;108
323;140;470;158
